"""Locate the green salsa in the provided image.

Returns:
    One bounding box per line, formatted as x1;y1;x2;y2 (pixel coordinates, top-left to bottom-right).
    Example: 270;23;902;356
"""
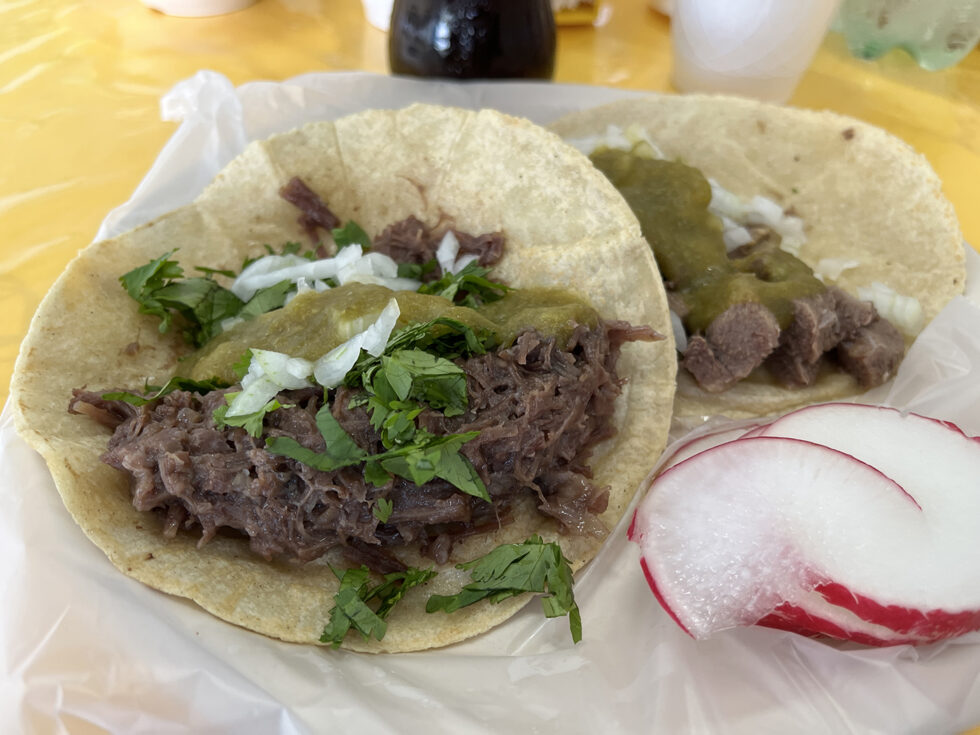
589;149;824;333
184;282;598;383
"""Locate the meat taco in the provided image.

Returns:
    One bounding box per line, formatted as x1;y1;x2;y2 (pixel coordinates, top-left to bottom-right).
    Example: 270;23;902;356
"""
549;95;966;420
10;104;676;652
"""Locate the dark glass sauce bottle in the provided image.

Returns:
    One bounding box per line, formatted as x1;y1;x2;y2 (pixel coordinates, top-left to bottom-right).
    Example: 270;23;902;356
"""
388;0;557;80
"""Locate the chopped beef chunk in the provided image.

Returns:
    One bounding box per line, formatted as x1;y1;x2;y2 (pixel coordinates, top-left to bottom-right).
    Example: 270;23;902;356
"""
682;284;905;392
837;317;905;387
765;287;877;387
681;302;781;393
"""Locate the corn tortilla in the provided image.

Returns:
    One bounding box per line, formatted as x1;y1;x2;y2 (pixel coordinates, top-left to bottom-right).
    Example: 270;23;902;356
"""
10;105;676;652
548;95;965;420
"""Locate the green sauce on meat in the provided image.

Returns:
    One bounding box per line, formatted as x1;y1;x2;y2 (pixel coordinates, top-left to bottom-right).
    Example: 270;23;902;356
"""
183;282;598;382
589;148;824;333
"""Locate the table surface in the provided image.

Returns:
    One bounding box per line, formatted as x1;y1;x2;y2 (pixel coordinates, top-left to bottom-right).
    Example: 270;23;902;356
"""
2;2;979;731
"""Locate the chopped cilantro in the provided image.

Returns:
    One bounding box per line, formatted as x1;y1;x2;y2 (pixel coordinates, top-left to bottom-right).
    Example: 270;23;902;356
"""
320;565;437;647
213;395;291;438
266;404;489;502
119;247;308;348
237;280;293;321
373;497;394;523
102;375;230;406
149;277;245;346
397;259;438;280
230;350;254;381
418;261;511;307
332;221;372;251
378;349;469;417
425;535;582;643
347;317;497;391
265;404;367;470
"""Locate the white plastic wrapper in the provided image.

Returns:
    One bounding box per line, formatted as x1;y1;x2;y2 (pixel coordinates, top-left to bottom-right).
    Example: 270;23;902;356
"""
3;71;980;733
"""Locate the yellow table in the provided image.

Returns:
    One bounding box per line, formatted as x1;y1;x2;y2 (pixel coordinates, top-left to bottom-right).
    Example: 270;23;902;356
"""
2;2;979;731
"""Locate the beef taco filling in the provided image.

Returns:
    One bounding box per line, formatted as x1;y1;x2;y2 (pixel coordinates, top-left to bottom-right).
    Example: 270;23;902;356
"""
588;147;905;394
69;179;660;576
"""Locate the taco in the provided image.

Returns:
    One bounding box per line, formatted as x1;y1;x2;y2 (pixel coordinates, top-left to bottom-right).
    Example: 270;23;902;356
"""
548;95;966;420
10;104;676;652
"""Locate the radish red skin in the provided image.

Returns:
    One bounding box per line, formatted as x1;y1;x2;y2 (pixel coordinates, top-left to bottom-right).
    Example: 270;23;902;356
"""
757;604;921;647
815;582;980;641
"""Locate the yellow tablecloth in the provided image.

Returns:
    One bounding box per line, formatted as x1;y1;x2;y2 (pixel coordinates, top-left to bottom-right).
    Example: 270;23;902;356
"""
2;2;979;731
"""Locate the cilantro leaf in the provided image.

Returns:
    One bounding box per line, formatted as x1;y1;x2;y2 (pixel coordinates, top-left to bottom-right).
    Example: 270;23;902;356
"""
213;395;291;438
231;350;254;381
382;349;469;416
237;280;293;321
265;403;368;470
320;565;437;647
364;461;391;488
118;250;185;332
425;535;582;643
373;497;394;523
332;221;372;251
102;375;231;406
151;278;245;346
371;567;436;618
118;249;306;348
320;567;385;647
346;317;496;391
267;402;488;502
119;250;183;303
397;259;438;280
194;265;237;279
378;430;487;498
418;261;511;307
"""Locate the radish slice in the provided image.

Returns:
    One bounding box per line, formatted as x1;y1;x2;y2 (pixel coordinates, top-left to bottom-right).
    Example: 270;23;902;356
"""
629;428;980;645
751;402;980;638
659;422;762;471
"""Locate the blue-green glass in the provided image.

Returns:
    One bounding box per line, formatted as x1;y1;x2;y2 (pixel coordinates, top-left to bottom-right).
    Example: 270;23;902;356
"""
833;0;980;70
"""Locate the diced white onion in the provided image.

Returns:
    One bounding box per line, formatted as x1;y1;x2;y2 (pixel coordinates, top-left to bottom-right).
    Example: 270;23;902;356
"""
857;282;924;336
359;298;401;357
708;183;808;258
708;181;747;221
670;310;688;353
230;245;421;302
313;298;401;387
312;336;366;390
220;316;244;332
228;348;314;416
564;124;664;159
813;258;861;283
452;253;479;272
744;196;785;229
722;220;753;251
436;231;461;275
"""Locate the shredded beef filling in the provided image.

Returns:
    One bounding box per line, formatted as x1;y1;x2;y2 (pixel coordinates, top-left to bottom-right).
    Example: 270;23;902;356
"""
70;321;654;572
279;175;505;276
